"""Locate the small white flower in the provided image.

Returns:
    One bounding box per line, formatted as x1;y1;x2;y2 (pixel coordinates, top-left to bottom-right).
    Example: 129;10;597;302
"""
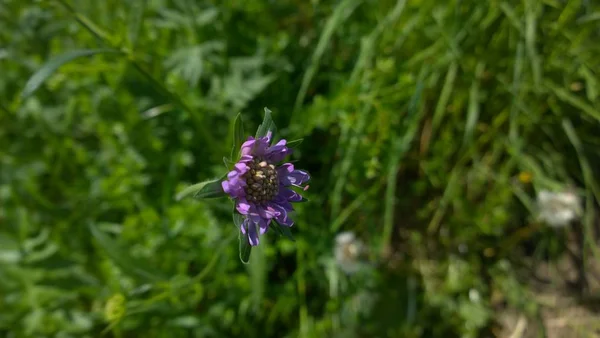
536;189;582;227
334;231;365;274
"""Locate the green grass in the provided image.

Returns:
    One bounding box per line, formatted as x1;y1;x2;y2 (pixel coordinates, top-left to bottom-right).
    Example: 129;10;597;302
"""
1;0;600;337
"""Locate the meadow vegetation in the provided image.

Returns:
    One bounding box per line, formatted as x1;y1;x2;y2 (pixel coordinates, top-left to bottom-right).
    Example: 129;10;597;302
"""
2;0;600;337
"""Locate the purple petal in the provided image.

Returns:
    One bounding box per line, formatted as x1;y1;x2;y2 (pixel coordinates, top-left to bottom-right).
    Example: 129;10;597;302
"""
239;155;253;163
247;220;259;246
258;217;270;235
277;163;294;177
255;204;278;219
236;198;251;215
221;180;232;194
240;218;248;234
278;163;310;186
273;195;293;211
223;174;246;198
234;162;249;174
281;188;303;202
272;203;294;227
240;138;256;157
284;170;310;186
266;140;293;163
255;138;270;156
227;170;239;180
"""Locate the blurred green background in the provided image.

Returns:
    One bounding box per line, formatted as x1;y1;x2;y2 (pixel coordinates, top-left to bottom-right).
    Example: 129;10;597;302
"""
2;0;600;337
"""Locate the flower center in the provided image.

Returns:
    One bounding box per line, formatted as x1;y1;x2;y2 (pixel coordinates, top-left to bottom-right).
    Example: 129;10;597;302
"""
243;158;279;204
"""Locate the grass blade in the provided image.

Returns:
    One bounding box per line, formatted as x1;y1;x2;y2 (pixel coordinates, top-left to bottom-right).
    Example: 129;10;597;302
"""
562;119;600;201
330;103;370;220
22;49;120;98
546;80;600;123
462;62;485;147
350;0;406;82
431;62;458;136
381;73;426;256
293;0;362;111
89;223;164;283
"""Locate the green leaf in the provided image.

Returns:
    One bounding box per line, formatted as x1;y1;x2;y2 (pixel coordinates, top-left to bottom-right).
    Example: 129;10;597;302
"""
231;112;246;159
234;212;252;264
287;138;304;149
255;107;277;139
175;176;226;201
89;223;164;282
223;157;234;170
22;49;121;98
271;221;295;242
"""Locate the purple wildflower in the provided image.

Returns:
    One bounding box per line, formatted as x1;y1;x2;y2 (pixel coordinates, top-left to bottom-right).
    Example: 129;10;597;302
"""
222;131;310;246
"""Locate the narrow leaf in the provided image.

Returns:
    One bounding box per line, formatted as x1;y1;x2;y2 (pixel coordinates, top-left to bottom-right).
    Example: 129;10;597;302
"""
175;176;226;201
22;49;121;98
231;113;246;159
256;107;277;139
287;138;304;149
89;223;164;282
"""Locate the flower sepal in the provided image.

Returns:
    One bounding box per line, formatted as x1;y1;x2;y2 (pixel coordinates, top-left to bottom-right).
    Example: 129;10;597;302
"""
233;210;252;264
175;174;228;201
286;138;303;149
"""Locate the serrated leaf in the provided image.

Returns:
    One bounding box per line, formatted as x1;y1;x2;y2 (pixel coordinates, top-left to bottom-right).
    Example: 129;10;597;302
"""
89;223;164;282
287;138;303;149
255;107;277;139
271;221;295;242
22;49;121;98
234;212;252;263
231;113;246;159
175;176;226;201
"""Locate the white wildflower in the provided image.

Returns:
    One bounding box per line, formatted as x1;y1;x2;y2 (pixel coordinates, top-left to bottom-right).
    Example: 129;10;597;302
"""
334;231;365;274
536;189;582;228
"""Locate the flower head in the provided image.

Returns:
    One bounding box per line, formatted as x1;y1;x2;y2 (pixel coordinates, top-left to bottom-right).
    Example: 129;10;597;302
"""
537;189;582;228
222;131;310;246
334;231;365;274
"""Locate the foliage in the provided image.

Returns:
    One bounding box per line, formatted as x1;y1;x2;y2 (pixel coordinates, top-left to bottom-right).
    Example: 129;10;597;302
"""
1;0;600;337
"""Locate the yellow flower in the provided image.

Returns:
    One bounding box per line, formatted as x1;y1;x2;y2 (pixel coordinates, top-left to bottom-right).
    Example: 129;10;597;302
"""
518;171;532;184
